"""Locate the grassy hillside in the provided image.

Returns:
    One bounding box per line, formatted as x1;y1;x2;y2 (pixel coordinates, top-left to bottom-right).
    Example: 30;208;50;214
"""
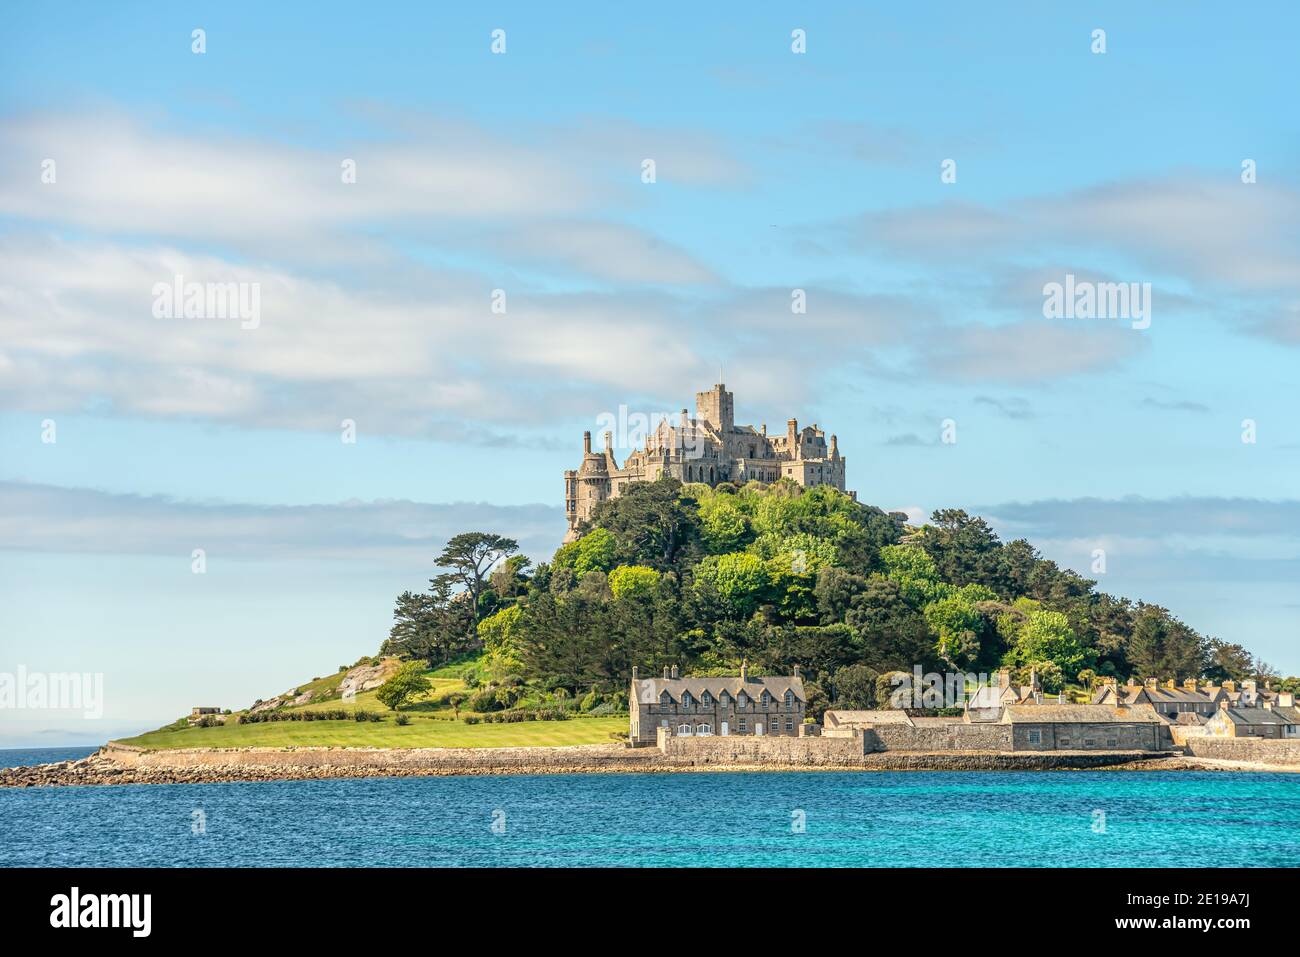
119;655;626;751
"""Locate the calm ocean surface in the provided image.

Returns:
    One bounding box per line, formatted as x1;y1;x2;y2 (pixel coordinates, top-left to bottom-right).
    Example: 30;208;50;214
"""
2;747;1297;867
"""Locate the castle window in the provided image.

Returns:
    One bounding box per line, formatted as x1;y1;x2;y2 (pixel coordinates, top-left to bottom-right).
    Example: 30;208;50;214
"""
677;724;692;735
695;723;713;736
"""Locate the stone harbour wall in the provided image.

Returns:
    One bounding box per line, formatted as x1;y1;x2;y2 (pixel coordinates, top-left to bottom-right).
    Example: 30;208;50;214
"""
1184;737;1300;766
656;729;865;765
864;723;1012;752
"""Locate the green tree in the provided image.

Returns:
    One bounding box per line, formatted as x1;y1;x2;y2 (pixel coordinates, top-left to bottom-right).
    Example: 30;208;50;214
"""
375;662;431;711
433;532;519;641
586;478;703;570
693;552;771;618
608;564;661;600
832;663;880;709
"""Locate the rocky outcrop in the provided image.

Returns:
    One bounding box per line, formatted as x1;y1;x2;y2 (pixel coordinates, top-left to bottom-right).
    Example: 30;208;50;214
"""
338;660;397;700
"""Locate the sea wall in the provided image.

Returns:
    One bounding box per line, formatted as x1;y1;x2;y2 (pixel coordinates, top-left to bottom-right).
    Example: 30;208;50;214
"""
1184;737;1300;766
863;723;1012;752
103;741;655;772
655;729;864;765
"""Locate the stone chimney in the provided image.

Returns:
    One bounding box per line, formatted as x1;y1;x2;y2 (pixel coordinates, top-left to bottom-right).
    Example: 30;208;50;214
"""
787;418;798;455
1279;692;1295;708
1223;680;1237;693
1183;678;1198;691
632;666;639;681
604;430;612;453
761;423;767;437
1263;700;1275;711
998;668;1011;690
663;665;670;680
793;664;801;679
740;659;749;683
830;434;838;457
1163;678;1176;690
1145;677;1158;689
582;431;592;455
671;664;679;680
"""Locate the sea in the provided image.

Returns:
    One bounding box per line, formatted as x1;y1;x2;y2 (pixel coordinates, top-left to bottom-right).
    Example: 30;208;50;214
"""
1;747;1297;867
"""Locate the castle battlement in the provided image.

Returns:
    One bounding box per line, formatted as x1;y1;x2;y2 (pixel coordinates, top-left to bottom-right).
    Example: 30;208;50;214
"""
563;384;851;541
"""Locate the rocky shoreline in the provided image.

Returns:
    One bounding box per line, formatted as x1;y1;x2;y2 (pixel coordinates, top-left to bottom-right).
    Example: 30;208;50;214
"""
1;742;1284;788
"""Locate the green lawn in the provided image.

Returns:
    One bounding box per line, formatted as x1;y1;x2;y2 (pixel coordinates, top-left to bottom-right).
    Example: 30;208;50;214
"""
121;653;627;750
117;715;628;750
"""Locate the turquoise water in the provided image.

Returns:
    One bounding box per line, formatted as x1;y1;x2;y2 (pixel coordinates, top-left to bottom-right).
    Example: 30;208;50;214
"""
1;749;1297;867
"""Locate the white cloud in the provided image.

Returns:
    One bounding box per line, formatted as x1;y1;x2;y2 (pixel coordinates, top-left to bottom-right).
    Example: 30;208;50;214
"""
0;481;568;565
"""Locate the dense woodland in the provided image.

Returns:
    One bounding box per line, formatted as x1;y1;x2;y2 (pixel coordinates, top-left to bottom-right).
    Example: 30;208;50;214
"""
382;478;1293;715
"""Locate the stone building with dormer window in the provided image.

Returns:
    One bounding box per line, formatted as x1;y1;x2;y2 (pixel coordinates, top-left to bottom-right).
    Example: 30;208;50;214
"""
628;661;806;746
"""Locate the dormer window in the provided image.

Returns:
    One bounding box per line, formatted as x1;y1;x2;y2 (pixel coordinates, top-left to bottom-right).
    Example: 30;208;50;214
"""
784;690;794;710
737;692;747;709
681;692;692;710
701;691;712;706
761;691;771;707
719;691;730;706
660;691;671;707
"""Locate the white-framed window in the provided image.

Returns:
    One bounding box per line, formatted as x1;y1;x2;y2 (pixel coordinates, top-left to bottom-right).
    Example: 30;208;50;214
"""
695;723;713;736
1026;730;1042;745
677;723;692;735
738;718;748;732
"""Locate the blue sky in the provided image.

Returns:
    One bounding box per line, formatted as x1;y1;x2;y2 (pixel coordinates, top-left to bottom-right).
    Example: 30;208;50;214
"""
2;1;1299;745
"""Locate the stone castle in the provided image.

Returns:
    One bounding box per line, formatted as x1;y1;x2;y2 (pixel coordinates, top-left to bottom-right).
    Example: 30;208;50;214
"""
563;383;850;541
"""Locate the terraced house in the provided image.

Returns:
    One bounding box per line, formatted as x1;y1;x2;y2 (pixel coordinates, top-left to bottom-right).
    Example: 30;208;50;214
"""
628;662;806;746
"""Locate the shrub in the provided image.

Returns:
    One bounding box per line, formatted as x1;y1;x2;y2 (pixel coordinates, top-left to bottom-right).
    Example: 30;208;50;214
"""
463;715;481;725
394;713;411;726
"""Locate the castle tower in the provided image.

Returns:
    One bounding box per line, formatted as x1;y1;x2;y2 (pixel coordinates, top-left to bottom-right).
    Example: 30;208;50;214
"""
565;430;611;541
695;383;734;434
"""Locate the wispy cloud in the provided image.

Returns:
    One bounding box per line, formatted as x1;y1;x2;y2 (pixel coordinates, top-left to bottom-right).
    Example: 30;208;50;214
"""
0;482;567;564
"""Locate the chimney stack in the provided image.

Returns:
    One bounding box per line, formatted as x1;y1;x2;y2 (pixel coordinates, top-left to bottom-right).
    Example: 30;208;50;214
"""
632;666;638;681
1279;692;1295;708
1145;677;1158;689
998;669;1011;690
1163;678;1176;690
604;431;612;453
664;666;670;680
740;659;749;683
793;665;800;679
1223;680;1237;693
671;664;679;680
583;431;592;455
1183;678;1198;691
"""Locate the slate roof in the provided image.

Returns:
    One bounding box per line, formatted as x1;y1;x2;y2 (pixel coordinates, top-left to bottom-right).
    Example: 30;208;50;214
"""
1215;706;1300;727
634;675;804;705
1002;704;1163;725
